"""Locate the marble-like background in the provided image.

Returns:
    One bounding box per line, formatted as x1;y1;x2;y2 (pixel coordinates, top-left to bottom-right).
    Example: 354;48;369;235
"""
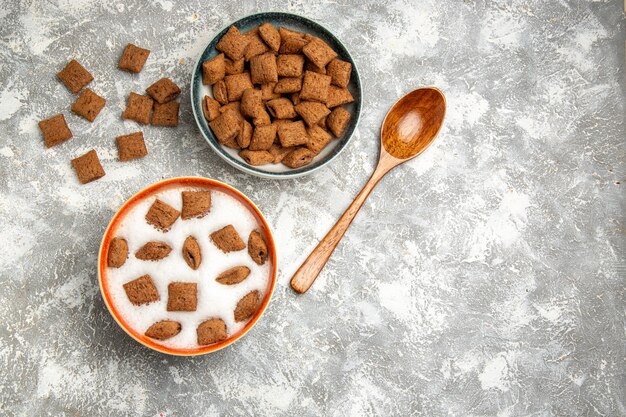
0;0;624;416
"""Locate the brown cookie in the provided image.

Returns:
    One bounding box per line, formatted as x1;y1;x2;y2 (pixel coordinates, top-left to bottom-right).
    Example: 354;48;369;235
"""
215;266;251;285
182;236;202;270
209;108;241;146
277;120;309;148
202;96;222;122
295;101;330;127
225;57;245;75
167;282;197;312
146;78;181;104
273;77;302;94
306;125;333;155
327;106;351;137
248;230;268;265
239;149;274;165
202;53;225;85
122;92;153;125
116;132;147;161
326;58;352;88
197;318;227;345
57;59;93;94
71;149;105;184
213;80;229;105
234;290;260;322
145;320;182;340
302;38;338;69
107;237;128;268
277;54;305;78
71;88;106;122
266;98;297;120
216;26;250;61
152;101;179;127
145;199;180;231
325;86;354;108
300;71;331;102
224;72;254;102
258;23;280;52
282;147;314;168
181;190;211;219
135;241;172;261
210;225;246;253
118;43;150;73
123;275;159;305
250;53;278;84
268;143;295;163
249;123;277;151
38;114;73;148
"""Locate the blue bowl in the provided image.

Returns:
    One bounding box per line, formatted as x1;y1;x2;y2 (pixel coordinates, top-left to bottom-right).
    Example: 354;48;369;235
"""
190;12;362;179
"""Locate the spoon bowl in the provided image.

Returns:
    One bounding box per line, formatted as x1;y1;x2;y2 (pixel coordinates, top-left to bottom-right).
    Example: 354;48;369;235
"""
290;87;447;294
381;87;446;160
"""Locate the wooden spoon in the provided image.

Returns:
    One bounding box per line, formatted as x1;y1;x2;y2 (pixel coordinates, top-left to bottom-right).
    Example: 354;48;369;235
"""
290;87;447;294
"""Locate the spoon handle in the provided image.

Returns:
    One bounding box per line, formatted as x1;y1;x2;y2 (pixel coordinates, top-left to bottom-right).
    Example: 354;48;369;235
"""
290;158;395;294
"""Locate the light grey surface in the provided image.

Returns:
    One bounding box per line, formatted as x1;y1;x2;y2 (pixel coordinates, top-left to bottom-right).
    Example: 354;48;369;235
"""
0;0;624;416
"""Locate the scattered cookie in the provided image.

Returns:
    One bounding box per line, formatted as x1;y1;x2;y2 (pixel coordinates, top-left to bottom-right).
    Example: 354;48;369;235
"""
181;190;211;219
135;241;172;261
107;237;128;268
146;78;181;104
197;318;227;345
57;59;93;94
145;320;182;340
123;274;159;305
234;290;260;322
215;266;250;285
116;132;147;161
167;282;197;312
38;114;73;148
119;43;150;73
71;88;106;122
122;92;153;125
152;101;179;127
248;230;268;265
182;236;202;270
210;224;246;252
145;199;180;231
71;149;105;184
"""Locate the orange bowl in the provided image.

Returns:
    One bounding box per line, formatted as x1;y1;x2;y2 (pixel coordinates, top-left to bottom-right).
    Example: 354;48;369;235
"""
97;177;277;355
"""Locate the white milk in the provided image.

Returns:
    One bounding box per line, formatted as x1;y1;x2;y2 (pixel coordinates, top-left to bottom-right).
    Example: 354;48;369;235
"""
105;185;271;350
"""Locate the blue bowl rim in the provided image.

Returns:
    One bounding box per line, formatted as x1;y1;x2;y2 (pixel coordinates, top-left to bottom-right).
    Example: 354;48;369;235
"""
190;11;363;179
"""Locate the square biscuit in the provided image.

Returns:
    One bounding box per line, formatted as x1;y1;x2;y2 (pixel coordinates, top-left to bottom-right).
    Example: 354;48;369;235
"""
307;124;333;154
225;57;245;75
266;98;297;119
249;123;277;151
71;149;105;184
210;225;246;252
278;28;308;54
123;275;159;305
116;132;147;161
300;71;331;102
239;149;274;166
209;108;241;147
277;120;309;147
277;54;305;78
327;106;351;137
216;26;250;61
57;59;93;93
244;29;269;61
152;101;179;127
224;72;253;102
326;86;354;108
182;190;211;219
302;38;338;69
39;114;72;148
119;43;150;73
327;59;352;88
295;101;330;127
250;53;278;85
273;77;302;94
145;198;180;231
167;282;197;312
258;23;280;52
71;88;106;122
202;95;222;122
202;53;225;85
146;77;181;104
122;92;153;125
